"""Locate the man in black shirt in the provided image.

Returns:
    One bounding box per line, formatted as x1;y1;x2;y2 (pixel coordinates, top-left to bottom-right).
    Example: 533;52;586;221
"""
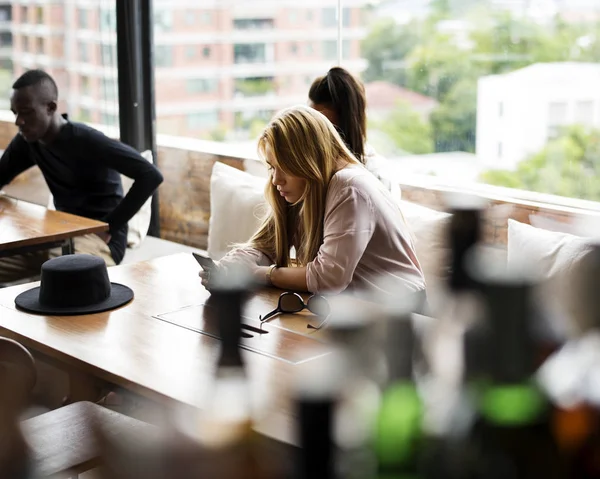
0;69;163;283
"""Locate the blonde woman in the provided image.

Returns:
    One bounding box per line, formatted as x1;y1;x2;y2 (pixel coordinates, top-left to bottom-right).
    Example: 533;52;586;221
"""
202;105;424;296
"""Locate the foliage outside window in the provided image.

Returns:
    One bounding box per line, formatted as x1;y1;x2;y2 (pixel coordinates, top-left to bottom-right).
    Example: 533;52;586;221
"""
361;4;600;201
234;77;275;97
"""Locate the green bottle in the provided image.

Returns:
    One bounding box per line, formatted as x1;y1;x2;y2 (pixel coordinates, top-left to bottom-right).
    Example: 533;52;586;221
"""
375;303;422;479
470;269;564;479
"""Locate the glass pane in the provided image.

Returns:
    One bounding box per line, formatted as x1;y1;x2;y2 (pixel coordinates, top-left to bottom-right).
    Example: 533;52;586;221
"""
153;2;351;141
6;2;120;130
360;1;600;202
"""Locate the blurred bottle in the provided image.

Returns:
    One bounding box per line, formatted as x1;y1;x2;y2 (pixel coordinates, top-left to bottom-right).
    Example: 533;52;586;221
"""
325;298;383;479
184;266;276;479
468;266;563;479
293;352;344;479
374;300;423;478
427;198;485;389
538;244;600;479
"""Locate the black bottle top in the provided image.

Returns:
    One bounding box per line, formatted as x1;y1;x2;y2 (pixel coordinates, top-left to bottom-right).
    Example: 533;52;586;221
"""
448;206;482;293
209;266;254;369
477;271;537;383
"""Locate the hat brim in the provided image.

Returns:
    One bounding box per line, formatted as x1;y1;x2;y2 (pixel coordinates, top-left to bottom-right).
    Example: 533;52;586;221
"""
14;283;134;316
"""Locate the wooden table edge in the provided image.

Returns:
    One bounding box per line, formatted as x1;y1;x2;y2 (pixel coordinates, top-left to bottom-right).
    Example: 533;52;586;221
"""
0;303;297;447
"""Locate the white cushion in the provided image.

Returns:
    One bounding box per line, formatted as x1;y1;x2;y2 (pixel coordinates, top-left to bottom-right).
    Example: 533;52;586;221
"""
47;150;154;249
207;162;268;260
398;200;452;287
507;219;592;335
122;150;154;248
507;219;591;280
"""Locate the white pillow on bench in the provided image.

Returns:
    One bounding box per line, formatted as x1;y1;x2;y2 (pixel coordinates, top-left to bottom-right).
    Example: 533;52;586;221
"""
47;150;153;249
208;161;267;260
507;219;592;280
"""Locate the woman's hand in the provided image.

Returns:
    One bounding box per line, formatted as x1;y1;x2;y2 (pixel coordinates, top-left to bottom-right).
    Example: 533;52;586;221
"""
199;263;224;291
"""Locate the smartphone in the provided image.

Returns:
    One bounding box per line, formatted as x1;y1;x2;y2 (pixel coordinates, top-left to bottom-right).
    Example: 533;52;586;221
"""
192;252;216;271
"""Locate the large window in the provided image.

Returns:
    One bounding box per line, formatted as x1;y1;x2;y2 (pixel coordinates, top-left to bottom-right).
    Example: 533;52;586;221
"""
153;1;359;141
5;2;120;127
234;44;267;64
146;1;600;203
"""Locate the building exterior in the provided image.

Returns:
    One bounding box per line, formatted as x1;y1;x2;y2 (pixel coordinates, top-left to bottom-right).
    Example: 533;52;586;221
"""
364;80;438;120
6;0;370;139
476;62;600;169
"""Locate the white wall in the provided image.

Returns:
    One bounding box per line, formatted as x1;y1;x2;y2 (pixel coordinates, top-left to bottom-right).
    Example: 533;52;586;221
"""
477;64;600;170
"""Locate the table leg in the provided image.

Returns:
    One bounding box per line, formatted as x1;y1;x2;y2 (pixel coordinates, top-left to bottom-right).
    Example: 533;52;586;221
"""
62;238;75;255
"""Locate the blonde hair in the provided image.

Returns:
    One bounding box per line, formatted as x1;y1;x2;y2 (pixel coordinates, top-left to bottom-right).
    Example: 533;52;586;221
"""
249;105;360;267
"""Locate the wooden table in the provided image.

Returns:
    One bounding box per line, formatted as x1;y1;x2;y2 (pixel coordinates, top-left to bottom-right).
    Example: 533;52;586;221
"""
0;253;331;445
0;194;108;258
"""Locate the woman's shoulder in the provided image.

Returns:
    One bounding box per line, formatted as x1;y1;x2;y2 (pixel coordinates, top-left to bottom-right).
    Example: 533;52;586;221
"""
329;164;382;199
363;143;401;199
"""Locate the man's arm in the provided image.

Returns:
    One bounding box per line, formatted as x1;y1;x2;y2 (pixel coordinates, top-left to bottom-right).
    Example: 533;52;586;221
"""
88;132;164;235
0;134;35;189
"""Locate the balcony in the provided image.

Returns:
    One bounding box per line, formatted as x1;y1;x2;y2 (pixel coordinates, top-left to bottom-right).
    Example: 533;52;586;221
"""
233;77;276;97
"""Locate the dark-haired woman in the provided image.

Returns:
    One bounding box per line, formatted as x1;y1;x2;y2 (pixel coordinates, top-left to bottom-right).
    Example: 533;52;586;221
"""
308;66;400;199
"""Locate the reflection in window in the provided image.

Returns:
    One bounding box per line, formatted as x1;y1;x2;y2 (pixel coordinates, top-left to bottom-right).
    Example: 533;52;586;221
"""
155;45;173;67
35;6;43;24
234;77;275;97
81;76;91;96
322;7;350;27
233;18;274;30
343;39;351;59
101;113;119;127
234;44;266;64
78;41;88;63
78;8;88;29
186;46;196;59
0;32;11;47
323;40;336;61
100;8;116;30
36;37;43;55
80;107;92;123
201;12;211;24
101;78;118;101
101;44;116;64
203;46;211;58
187;111;219;130
155;9;173;32
547;101;567;139
575;100;594;125
322;7;336;27
0;5;11;22
185;12;196;25
186;78;218;94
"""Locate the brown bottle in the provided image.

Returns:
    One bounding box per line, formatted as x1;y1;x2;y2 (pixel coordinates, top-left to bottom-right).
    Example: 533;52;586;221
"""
539;245;600;479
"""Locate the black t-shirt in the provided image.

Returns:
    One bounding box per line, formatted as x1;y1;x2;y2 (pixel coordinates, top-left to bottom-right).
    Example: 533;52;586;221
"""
0;118;163;264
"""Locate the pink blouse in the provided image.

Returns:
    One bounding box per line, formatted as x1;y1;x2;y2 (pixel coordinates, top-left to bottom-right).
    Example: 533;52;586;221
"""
219;164;425;296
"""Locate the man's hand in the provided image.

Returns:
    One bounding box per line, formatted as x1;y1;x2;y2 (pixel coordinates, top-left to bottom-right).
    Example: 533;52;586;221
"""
96;231;112;244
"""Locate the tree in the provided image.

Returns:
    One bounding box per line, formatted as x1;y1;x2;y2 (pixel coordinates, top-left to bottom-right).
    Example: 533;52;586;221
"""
430;78;477;152
361;19;423;86
404;33;479;102
481;126;600;201
373;100;434;155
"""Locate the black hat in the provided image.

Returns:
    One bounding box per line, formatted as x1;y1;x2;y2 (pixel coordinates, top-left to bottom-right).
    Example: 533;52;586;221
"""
15;254;134;315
